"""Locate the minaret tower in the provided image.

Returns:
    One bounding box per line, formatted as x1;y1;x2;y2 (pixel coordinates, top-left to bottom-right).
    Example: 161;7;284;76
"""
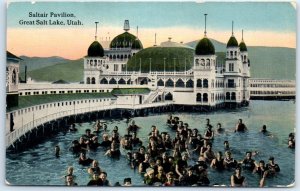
84;22;107;84
239;30;251;104
193;14;217;105
224;21;243;105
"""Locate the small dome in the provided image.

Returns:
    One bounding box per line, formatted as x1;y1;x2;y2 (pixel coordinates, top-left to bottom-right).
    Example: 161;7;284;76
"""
239;41;247;51
195;37;215;55
227;36;239;48
110;32;142;49
87;41;104;57
131;38;143;50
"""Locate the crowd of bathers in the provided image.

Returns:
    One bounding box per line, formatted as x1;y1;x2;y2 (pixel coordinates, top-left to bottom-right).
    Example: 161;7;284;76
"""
58;116;295;187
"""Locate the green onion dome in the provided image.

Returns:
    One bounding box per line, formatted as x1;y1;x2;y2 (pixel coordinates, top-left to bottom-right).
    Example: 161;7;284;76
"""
131;38;143;50
239;41;248;51
110;32;143;49
195;37;215;55
126;47;194;72
87;41;104;57
227;36;239;48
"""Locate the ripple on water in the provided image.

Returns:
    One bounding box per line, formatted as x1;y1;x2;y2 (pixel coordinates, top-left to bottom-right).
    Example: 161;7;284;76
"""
6;101;295;187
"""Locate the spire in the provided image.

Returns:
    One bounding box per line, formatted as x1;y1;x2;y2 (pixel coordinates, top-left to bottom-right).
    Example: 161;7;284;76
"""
136;26;139;39
124;20;130;32
154;33;157;46
204;14;207;37
95;21;99;40
232;21;234;36
242;29;244;41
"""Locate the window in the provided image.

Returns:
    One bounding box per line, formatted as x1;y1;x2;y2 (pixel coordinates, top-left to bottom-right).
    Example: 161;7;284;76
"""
229;63;234;72
228;79;235;88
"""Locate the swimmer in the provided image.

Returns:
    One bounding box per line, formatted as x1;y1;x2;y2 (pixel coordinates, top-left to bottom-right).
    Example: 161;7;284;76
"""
204;125;214;140
88;160;102;176
224;151;238;169
231;166;246;187
69;123;77;132
100;172;111;186
87;173;103;186
216;123;224;133
266;157;280;176
123;178;132;186
163;172;176;186
105;143;121;158
235;119;247;132
211;151;225;171
240;152;255;171
55;145;60;158
78;152;93;166
66;175;77;186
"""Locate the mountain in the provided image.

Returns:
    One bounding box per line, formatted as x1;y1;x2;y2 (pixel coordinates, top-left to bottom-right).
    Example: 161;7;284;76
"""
26;59;83;82
19;56;69;72
186;39;296;80
21;39;296;82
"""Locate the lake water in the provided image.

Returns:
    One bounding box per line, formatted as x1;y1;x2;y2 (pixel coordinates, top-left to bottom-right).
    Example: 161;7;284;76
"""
6;100;295;187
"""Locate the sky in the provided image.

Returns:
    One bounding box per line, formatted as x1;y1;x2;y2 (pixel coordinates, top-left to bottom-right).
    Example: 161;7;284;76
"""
7;1;296;60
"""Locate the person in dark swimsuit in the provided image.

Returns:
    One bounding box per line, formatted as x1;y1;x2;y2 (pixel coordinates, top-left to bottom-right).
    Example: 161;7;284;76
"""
254;160;268;178
231;166;246;187
224;151;238;170
266;157;280;176
105;143;121;158
78;152;93;166
210;151;225;171
241;152;256;171
235;119;247;132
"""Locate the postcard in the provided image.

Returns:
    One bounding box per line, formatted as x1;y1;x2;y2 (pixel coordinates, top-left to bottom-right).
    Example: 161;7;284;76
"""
5;1;296;188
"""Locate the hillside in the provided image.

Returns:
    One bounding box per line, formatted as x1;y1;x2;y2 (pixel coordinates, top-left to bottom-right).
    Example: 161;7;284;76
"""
27;59;83;82
20;39;295;82
186;39;296;80
19;56;69;72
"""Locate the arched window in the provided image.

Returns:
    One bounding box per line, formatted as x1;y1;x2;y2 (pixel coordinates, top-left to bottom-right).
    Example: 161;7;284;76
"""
231;92;236;100
203;79;208;88
86;77;90;84
175;79;185;87
157;79;164;86
196;93;201;102
165;92;173;101
195;59;199;66
200;59;205;66
12;69;17;84
118;78;126;84
186;79;194;88
113;55;116;59
109;55;112;59
94;59;97;66
206;59;210;67
226;92;230;100
117;55;120;59
165;79;174;87
91;77;95;84
109;78;117;84
203;93;208;102
100;78;108;84
120;55;124;60
140;78;149;85
124;55;128;59
127;79;131;84
90;60;93;66
197;79;202;88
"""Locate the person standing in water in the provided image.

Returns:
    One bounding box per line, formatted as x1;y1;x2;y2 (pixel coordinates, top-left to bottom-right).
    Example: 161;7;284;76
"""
235;119;247;132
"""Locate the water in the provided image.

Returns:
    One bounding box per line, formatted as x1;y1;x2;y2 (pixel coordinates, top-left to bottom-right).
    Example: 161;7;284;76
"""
6;100;295;187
